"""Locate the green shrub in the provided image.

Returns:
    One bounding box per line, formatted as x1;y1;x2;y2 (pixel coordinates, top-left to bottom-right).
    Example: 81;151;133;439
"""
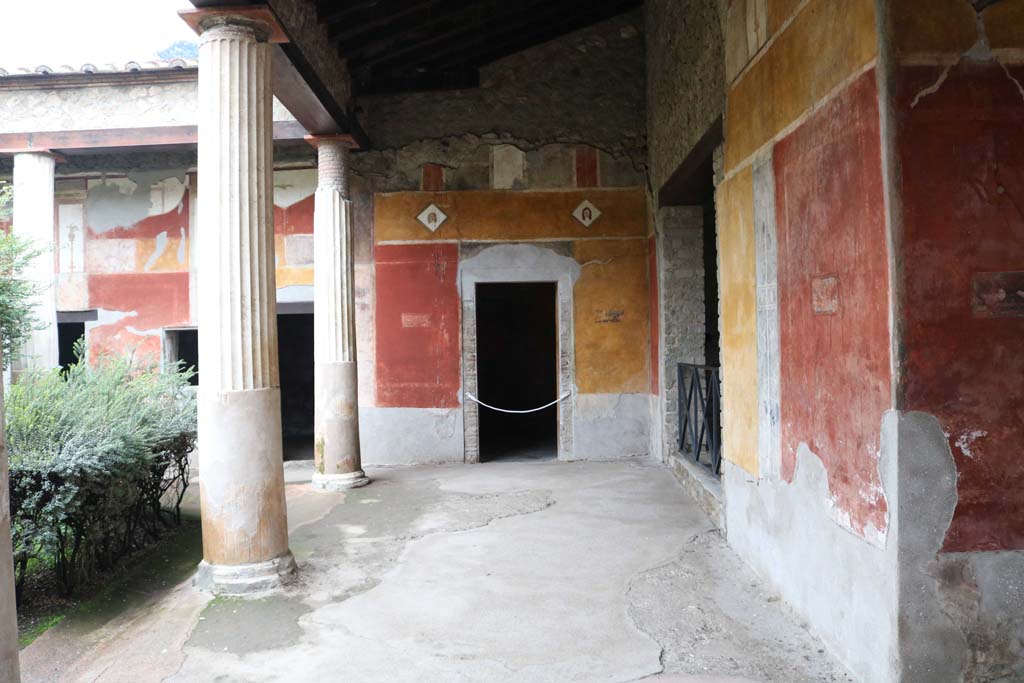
0;180;45;370
6;344;196;596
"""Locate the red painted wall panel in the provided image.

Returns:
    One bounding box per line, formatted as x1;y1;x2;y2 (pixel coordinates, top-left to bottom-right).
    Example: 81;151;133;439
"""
575;146;599;188
648;235;659;395
273;194;315;235
898;63;1024;552
374;243;461;408
87;272;190;362
774;70;891;538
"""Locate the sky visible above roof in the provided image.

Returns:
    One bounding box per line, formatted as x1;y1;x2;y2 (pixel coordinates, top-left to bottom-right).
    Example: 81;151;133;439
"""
0;0;197;70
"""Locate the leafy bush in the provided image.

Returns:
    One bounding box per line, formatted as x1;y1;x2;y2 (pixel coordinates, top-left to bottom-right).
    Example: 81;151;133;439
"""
0;181;44;369
6;344;196;596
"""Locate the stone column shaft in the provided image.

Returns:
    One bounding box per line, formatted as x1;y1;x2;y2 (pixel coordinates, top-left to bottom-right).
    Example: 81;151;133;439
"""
194;15;294;593
311;139;368;490
12;152;58;372
0;356;20;681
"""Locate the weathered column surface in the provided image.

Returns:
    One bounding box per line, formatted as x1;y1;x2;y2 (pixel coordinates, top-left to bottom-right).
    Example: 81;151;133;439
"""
0;361;20;681
12;152;58;374
310;138;369;490
193;13;295;593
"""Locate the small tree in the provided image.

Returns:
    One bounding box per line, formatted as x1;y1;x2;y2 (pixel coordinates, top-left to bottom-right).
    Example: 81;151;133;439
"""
0;181;44;369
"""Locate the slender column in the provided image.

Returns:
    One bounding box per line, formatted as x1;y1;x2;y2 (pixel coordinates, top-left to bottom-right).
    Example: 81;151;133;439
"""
11;152;58;374
0;355;20;681
309;138;369;490
193;14;295;593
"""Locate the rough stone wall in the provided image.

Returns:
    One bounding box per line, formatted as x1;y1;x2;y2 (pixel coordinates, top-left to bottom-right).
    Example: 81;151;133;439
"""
655;206;705;463
354;11;646;172
267;0;351;108
644;0;726;194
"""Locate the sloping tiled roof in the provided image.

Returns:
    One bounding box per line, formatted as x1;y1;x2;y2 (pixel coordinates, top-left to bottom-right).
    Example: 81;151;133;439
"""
0;59;197;78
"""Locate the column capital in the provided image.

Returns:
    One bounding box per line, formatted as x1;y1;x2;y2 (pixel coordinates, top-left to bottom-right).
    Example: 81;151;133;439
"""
178;5;289;43
304;134;359;151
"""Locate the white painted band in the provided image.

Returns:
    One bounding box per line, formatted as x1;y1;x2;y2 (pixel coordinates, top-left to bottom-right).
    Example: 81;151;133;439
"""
466;391;572;414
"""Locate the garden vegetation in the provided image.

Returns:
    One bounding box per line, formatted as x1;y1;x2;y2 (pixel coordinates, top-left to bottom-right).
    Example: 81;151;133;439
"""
0;181;198;599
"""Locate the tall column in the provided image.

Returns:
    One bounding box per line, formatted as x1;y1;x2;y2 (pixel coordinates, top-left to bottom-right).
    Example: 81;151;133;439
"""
192;13;295;593
309;138;369;490
11;152;58;373
0;356;20;682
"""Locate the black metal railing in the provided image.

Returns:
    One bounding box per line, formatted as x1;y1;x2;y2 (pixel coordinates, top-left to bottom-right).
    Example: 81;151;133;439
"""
677;363;722;475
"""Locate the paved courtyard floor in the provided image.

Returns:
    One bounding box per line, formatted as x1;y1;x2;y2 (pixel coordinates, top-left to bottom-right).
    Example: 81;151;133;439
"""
20;458;852;682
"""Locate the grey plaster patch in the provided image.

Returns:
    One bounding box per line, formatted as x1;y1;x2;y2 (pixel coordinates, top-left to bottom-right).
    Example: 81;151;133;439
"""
188;596;309;655
85;170;187;233
573;392;650;459
359;407;464;465
894;411;965;681
723;433;898;683
894;411;1024;682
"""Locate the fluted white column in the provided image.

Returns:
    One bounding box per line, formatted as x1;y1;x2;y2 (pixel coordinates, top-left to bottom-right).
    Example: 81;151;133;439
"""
0;355;20;681
194;15;294;593
310;138;368;490
11;152;58;375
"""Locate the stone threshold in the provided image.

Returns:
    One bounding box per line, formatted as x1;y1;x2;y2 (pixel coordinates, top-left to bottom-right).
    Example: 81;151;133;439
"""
668;453;724;530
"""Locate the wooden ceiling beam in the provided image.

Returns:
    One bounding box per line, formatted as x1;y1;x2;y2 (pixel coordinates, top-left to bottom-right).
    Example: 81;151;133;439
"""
352;0;557;69
455;0;641;68
327;0;447;45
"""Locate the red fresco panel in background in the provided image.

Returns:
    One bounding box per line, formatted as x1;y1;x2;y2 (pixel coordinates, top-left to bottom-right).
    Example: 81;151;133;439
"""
773;69;891;539
87;272;190;363
274;194;315;235
898;62;1024;552
374;243;461;408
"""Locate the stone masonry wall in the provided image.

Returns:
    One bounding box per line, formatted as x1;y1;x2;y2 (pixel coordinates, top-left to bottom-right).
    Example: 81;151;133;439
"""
656;206;705;462
645;0;726;194
354;10;646;181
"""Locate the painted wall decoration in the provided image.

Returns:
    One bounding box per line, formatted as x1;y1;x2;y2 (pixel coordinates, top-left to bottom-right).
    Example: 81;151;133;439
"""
47;169;319;365
773;69;891;541
374;243;461;408
898;61;1024;552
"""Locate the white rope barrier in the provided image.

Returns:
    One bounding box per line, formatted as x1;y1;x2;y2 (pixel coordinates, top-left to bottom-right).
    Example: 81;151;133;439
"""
465;391;572;414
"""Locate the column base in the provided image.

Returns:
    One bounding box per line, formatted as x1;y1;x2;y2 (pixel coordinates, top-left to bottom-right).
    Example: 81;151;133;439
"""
194;552;297;595
311;469;370;491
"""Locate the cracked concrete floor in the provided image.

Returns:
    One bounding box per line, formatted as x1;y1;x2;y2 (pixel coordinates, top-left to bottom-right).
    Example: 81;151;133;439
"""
21;458;853;683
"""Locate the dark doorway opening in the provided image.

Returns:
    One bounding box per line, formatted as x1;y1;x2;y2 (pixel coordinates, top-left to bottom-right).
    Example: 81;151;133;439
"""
277;312;314;461
57;322;84;373
475;282;558;462
165;328;199;385
703;197;720;367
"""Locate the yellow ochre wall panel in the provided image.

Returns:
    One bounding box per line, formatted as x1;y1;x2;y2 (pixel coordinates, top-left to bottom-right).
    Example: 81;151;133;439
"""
717;166;759;476
374;188;645;243
724;0;877;171
891;0;976;57
276;266;313;288
980;1;1024;51
134;237;188;273
573;238;651;395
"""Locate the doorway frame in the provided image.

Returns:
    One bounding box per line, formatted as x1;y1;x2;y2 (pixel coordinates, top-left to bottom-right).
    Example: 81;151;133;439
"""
459;243;578;463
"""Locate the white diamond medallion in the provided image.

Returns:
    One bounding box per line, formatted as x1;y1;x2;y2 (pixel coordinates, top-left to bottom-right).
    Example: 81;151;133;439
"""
417;203;448;232
572;200;601;228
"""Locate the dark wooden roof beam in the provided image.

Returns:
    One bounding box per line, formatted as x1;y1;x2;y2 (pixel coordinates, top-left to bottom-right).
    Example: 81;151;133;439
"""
354;0;568;70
